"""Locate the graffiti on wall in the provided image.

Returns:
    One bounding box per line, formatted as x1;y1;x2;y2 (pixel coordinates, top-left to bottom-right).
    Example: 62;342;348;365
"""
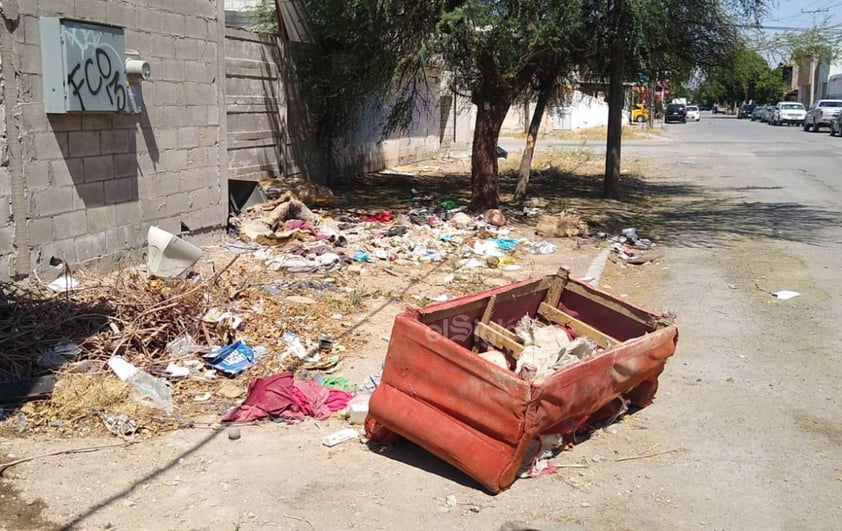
61;22;126;112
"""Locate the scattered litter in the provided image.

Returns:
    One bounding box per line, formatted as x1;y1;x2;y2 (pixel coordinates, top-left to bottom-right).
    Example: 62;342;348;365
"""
346;393;371;424
204;340;261;376
147;226;203;278
228;427;241;440
773;290;800;300
280;332;320;363
322;428;359;447
535;212;587;237
47;275;80;292
103;414;138;438
193;392;212;402
164;363;191;379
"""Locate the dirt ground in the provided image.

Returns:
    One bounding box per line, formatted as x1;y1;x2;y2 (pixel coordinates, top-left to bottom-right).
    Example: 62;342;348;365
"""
0;142;716;530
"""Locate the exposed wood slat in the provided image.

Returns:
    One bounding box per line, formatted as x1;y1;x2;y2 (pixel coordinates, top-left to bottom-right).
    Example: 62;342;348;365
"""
475;321;523;357
537;302;618;349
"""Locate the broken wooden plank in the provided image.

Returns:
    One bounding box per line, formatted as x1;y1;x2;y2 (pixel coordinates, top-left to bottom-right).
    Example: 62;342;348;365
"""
480;294;497;324
564;281;656;328
420;277;554;323
537;302;618;349
475;321;523;356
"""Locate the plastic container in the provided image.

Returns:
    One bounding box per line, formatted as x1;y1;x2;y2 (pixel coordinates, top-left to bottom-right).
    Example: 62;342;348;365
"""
128;371;174;413
322;428;359;447
346;394;371;424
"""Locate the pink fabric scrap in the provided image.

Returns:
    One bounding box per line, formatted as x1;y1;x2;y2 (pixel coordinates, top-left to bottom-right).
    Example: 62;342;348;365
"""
221;372;352;424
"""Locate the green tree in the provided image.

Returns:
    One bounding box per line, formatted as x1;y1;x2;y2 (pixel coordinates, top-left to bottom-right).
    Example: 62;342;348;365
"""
777;20;842;104
696;46;784;105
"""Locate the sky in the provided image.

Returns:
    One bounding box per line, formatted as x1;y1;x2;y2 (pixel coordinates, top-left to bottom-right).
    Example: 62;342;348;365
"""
761;0;842;32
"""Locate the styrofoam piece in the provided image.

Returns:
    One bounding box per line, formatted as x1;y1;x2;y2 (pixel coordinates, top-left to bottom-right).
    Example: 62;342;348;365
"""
107;356;139;381
147;226;203;278
322;428;359;447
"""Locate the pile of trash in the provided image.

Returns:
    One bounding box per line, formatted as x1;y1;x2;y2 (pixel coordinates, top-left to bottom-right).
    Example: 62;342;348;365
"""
229;191;574;277
607;227;658;265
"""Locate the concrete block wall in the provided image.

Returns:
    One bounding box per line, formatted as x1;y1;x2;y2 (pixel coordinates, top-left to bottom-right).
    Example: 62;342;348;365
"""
0;0;226;280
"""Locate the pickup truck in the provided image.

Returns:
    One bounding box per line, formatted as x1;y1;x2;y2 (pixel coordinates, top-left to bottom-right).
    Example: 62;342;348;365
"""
769;102;806;126
803;99;842;132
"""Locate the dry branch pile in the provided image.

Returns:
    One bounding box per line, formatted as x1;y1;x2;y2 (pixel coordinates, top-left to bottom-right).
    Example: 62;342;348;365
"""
0;259;238;382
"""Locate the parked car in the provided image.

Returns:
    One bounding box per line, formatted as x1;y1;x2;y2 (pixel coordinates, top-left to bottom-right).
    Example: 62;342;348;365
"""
751;106;766;121
665;103;687;123
685;105;700;121
769;102;806;126
830;112;842;137
738;104;756;119
761;105;775;122
803;99;842;132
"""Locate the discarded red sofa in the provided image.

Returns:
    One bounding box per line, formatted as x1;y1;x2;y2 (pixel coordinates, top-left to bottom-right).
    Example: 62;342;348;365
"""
365;269;678;493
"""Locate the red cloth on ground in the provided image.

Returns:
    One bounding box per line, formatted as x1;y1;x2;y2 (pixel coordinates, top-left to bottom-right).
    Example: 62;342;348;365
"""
360;211;394;223
221;373;352;423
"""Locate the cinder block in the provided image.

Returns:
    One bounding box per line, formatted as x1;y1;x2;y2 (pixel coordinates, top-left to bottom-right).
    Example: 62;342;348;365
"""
185;17;208;40
18;44;43;75
177;127;199;148
176;38;199;61
22;15;40;44
198;40;217;63
52;158;84;186
166;192;189;216
34;131;70;160
153;82;178;105
187;147;214;167
35;186;76;216
114;153;138;178
195;0;217;19
83;155;115;182
188;187;210;209
68;131;101;157
21;99;50;130
0;225;15;253
48;114;83;132
151;34;178;59
114;200;143;224
0;255;12;282
53;210;88;239
198;126;219;147
125;31;152;55
24;160;52;190
161;12;185;35
27;218;54;246
207;105;220;125
148;0;175;10
82;114;112;130
178;168;204;193
136;7;159;32
154;127;178;150
37;238;78;268
136;151;157;176
162;149;188;171
74;181;106;209
160;59;186;82
184;61;212;83
188;104;211;127
75;0;109;23
105;177;138;204
105;224;134;254
101;129;130;154
106;2;136;28
142;197;168;221
75;233;108;262
144;171;180;197
86;205;117;232
111;113;140;130
17;0;38;16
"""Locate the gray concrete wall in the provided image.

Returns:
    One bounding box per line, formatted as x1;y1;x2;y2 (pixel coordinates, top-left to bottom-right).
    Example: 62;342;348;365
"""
0;0;227;281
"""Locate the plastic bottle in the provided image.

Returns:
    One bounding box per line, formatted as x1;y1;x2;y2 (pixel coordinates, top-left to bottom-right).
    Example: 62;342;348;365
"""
128;371;174;413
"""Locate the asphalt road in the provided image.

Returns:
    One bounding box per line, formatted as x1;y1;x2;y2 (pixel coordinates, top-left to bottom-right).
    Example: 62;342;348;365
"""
593;112;842;528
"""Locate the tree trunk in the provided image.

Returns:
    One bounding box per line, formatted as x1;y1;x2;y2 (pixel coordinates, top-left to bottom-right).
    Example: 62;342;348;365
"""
514;82;552;202
469;98;511;211
604;0;626;200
